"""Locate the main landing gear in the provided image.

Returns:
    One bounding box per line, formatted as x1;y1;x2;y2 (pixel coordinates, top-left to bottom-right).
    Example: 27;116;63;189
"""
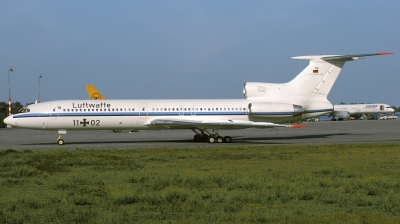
192;129;232;143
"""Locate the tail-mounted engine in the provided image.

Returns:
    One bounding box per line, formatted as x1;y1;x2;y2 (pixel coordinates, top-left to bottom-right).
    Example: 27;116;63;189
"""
249;102;304;117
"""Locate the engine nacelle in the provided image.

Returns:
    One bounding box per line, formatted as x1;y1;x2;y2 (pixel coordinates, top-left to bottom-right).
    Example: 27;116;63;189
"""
249;102;304;117
333;111;350;119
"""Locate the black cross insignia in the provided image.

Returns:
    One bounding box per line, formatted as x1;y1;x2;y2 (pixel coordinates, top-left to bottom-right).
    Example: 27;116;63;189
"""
80;119;89;126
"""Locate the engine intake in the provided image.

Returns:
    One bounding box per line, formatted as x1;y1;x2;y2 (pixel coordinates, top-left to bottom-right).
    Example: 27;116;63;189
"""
243;82;285;98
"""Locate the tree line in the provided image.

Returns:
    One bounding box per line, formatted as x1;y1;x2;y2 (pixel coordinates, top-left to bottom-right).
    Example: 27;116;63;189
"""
0;101;26;128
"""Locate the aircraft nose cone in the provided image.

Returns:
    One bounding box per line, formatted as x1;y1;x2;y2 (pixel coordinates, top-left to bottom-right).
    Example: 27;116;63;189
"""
3;115;15;127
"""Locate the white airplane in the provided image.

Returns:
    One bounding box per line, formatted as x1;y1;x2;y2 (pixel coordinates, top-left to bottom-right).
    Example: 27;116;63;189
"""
4;52;392;145
330;104;395;120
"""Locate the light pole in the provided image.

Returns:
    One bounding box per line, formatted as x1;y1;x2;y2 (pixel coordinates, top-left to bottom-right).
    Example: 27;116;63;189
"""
38;74;42;103
8;67;14;116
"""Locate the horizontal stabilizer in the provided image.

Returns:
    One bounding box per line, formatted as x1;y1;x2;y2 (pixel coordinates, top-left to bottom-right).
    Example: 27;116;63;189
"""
321;52;393;61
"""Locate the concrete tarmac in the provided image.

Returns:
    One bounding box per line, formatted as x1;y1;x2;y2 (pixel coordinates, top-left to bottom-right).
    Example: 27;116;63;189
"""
1;120;399;150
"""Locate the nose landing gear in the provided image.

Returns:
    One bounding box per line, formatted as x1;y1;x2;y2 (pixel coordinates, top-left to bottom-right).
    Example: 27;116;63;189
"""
57;130;66;145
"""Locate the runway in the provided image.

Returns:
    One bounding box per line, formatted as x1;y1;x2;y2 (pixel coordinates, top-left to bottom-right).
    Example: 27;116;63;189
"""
1;120;399;150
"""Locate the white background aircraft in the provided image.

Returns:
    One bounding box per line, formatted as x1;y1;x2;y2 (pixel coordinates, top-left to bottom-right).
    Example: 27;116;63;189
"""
330;104;395;120
4;52;392;145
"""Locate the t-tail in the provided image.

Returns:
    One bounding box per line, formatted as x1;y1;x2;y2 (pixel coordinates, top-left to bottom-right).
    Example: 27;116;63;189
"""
243;52;392;117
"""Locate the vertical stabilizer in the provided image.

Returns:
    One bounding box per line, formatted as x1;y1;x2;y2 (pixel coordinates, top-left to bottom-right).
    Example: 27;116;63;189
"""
286;55;345;98
85;85;105;100
286;53;392;98
244;53;392;100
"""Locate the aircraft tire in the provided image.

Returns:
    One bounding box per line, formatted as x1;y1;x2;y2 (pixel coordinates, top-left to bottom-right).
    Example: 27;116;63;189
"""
216;136;223;143
223;136;232;143
57;139;65;145
201;134;209;142
208;136;216;143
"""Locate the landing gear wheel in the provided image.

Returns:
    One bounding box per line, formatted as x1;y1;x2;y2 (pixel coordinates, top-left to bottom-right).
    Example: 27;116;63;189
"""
194;134;202;142
223;136;232;143
57;139;65;145
216;136;223;143
208;136;216;143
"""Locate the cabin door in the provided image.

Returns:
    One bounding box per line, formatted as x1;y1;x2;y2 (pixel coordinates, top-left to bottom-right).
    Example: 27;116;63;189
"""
139;103;148;118
50;104;59;120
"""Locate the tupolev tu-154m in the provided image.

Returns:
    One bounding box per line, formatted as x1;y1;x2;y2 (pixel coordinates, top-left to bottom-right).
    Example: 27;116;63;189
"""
4;52;392;145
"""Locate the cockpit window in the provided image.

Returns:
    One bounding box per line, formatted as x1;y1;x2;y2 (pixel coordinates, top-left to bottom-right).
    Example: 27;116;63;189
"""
18;106;30;113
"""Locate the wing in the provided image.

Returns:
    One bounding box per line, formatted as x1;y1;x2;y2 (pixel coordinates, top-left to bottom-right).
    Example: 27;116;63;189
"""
149;118;305;129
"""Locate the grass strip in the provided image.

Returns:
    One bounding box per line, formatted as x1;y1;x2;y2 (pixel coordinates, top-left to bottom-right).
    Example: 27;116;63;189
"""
1;143;400;223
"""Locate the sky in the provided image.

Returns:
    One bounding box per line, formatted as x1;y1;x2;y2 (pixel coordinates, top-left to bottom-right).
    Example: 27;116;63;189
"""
1;1;399;106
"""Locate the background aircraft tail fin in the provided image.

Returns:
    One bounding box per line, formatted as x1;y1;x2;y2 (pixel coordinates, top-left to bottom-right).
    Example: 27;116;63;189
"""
85;84;106;100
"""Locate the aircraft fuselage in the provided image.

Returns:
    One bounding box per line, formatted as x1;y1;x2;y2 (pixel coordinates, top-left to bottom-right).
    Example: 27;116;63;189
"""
6;99;331;131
